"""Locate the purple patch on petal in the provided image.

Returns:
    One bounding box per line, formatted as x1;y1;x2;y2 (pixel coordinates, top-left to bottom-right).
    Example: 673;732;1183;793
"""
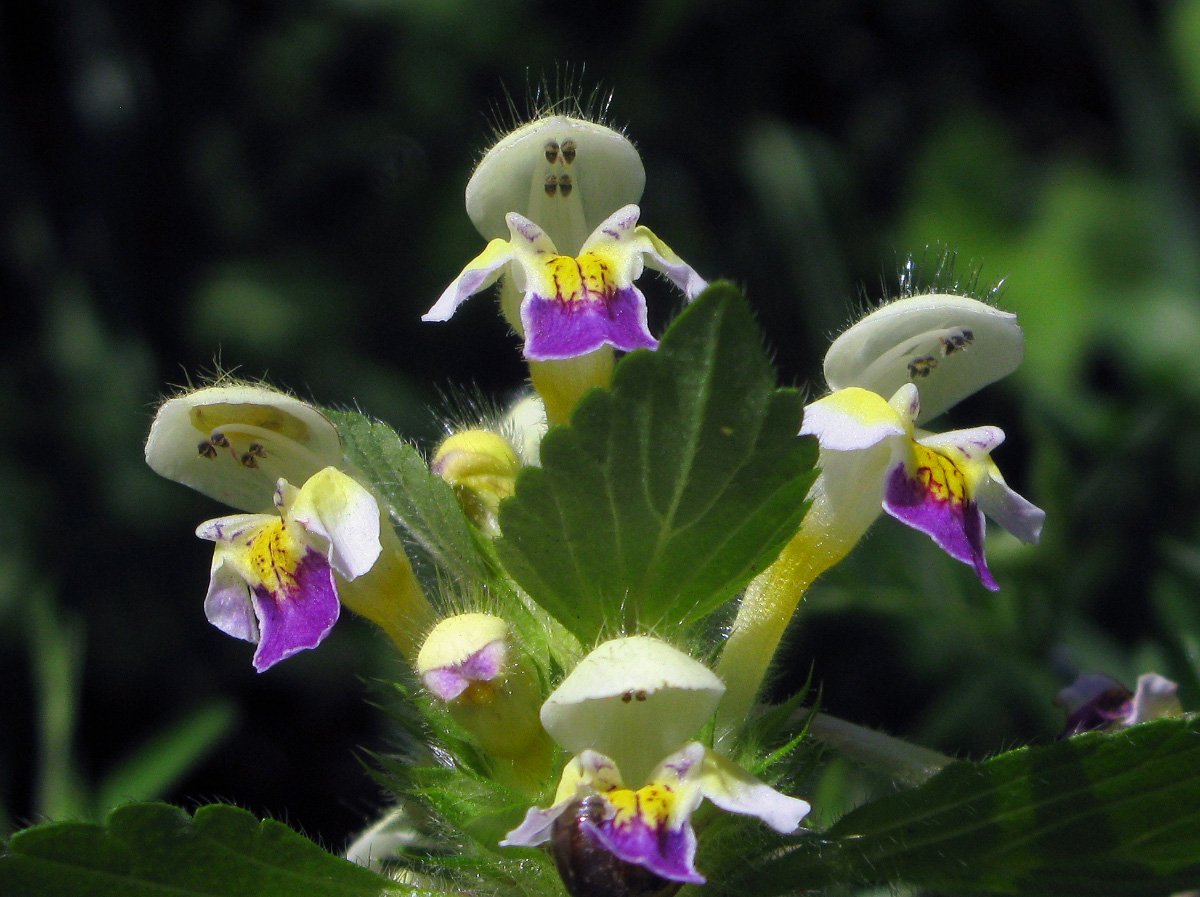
204;574;260;642
460;638;505;678
522;286;656;361
584;815;704;885
249;549;340;671
424;667;470;701
883;464;998;590
423;638;507;701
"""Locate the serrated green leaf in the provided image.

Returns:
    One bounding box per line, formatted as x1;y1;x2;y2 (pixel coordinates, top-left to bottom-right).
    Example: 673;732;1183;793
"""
496;282;817;640
0;802;415;897
329;409;491;581
734;716;1200;896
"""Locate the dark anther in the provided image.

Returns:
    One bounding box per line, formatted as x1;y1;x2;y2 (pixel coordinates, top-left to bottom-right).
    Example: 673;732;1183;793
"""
907;355;938;379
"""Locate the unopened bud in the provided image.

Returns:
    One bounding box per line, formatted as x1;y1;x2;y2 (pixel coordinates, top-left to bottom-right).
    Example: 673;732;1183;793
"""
432;430;521;535
417;613;543;758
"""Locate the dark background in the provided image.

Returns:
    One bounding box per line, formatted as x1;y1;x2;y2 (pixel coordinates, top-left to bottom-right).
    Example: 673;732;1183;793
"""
5;0;1200;850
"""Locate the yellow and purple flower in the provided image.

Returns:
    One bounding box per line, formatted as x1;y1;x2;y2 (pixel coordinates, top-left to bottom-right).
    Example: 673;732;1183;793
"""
1056;672;1183;737
425;204;706;362
801;383;1043;590
196;467;382;671
502;637;809;885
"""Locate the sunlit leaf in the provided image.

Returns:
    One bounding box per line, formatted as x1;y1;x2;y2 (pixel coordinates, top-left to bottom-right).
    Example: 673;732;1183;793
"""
497;282;817;640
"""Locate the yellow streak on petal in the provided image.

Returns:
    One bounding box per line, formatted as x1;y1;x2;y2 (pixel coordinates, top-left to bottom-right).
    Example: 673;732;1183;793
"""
543;256;585;301
607;783;677;829
246;519;305;595
190;402;312;442
822;385;906;429
909;443;968;504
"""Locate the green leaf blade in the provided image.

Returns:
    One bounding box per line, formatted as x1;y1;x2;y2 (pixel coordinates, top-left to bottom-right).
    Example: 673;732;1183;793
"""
496;282;817;641
1;803;405;897
738;716;1200;897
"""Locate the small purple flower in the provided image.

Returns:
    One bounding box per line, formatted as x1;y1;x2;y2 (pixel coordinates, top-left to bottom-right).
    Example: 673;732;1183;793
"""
502;744;809;885
1056;672;1183;737
801;383;1043;590
196;467;381;671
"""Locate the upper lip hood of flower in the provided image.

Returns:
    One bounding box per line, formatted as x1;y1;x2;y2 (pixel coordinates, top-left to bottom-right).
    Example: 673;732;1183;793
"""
540;635;725;785
145;384;343;513
824;294;1024;424
466;114;646;256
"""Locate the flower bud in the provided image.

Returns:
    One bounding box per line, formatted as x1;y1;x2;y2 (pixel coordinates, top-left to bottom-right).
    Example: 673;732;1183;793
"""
417;613;543;758
500;393;549;467
432;430;521;535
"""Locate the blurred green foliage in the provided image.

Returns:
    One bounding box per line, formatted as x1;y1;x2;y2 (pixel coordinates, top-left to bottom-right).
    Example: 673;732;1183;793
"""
4;0;1200;850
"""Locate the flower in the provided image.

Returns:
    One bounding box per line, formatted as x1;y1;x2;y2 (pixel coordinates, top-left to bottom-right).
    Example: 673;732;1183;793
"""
196;466;381;671
503;744;808;885
824;294;1024;424
146;384;343;512
424;204;706;362
801;383;1043;590
502;637;810;885
1056;672;1183;737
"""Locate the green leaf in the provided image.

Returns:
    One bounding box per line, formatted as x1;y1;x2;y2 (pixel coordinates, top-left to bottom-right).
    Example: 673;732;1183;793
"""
329;409;491;581
734;716;1200;896
496;282;816;640
0;802;413;897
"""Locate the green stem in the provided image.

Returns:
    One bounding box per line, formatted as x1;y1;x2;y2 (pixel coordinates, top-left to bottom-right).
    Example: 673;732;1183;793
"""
337;522;436;660
715;464;884;738
527;347;615;425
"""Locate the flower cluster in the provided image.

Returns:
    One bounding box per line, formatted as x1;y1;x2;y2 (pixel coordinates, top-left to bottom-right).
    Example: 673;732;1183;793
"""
143;106;1053;896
